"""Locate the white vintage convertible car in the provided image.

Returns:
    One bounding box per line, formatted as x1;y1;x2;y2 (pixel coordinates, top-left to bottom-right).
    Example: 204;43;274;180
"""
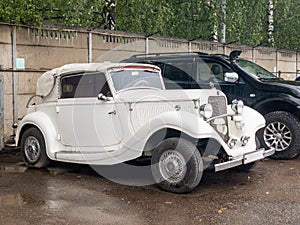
15;63;274;193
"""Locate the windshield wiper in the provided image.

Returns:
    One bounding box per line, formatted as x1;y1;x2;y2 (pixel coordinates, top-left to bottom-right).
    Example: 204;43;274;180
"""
144;69;157;73
111;69;125;73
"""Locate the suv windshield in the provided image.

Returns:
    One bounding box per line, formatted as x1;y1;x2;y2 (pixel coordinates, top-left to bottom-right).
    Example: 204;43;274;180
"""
236;59;278;79
110;69;164;92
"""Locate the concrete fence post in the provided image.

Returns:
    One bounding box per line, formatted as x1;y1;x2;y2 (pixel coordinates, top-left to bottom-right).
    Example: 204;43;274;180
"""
252;47;255;62
275;49;278;77
0;75;4;149
296;51;299;79
88;32;93;63
11;26;18;133
188;42;192;52
145;37;149;54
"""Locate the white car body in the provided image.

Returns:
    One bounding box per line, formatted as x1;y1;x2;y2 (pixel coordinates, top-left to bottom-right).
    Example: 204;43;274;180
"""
15;62;274;193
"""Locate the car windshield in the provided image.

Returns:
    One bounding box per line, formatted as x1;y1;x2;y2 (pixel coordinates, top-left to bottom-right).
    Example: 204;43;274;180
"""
109;68;164;92
236;59;279;79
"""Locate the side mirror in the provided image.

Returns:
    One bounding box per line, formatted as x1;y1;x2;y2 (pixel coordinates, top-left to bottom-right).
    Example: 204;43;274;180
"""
229;50;242;63
97;93;110;101
224;72;239;83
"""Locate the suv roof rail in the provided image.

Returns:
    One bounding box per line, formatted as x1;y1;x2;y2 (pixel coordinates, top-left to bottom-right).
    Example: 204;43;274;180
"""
128;51;209;59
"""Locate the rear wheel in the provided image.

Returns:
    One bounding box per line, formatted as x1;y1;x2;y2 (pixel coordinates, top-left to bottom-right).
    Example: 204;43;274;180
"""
21;127;50;168
260;111;300;159
151;138;203;193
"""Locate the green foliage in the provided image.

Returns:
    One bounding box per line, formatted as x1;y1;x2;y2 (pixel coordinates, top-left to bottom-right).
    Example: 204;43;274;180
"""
0;0;42;25
0;0;104;27
116;0;172;34
225;0;269;46
0;0;300;50
165;0;221;40
273;0;300;50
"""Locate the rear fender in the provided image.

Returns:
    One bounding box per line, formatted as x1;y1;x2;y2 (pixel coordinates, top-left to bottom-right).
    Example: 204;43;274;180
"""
16;111;60;159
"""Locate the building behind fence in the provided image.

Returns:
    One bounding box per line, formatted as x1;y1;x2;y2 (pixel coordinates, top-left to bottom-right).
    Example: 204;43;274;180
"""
0;22;299;147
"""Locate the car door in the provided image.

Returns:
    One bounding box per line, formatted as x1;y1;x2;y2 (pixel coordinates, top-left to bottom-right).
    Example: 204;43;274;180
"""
57;72;122;148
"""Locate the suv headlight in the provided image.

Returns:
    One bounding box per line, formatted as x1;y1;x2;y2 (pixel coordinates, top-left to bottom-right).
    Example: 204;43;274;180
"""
200;103;213;119
231;99;244;114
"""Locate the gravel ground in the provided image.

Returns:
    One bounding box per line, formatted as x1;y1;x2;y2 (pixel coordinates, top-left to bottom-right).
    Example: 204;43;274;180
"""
0;149;299;225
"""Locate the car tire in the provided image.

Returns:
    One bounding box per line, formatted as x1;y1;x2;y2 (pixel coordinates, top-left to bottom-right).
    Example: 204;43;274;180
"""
21;127;51;168
259;111;300;160
151;137;203;193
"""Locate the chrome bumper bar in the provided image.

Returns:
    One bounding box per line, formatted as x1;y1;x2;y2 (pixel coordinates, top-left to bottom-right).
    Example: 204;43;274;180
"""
215;148;275;172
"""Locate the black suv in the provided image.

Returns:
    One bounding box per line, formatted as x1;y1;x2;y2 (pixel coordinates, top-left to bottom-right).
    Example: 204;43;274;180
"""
122;51;300;159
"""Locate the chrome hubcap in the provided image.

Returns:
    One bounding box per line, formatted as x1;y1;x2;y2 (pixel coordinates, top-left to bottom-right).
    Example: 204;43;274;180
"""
264;122;292;151
24;136;41;163
159;150;187;183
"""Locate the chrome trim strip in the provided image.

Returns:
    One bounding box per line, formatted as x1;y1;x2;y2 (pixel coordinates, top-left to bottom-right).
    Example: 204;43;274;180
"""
215;159;243;172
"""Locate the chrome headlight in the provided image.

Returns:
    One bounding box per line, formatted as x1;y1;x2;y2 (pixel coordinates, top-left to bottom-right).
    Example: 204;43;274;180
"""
199;103;213;119
231;99;244;114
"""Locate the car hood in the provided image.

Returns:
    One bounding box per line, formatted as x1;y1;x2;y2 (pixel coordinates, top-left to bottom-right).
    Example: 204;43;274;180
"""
114;88;226;104
114;88;227;132
262;79;300;97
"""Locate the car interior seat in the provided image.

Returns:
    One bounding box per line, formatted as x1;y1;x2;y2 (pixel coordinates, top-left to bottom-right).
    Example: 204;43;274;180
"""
211;64;221;75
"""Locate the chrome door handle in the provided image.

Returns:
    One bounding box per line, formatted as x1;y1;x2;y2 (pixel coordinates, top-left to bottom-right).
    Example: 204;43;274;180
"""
108;110;116;115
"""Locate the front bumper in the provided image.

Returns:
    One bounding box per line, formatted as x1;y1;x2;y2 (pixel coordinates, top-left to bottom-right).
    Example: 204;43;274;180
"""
214;148;275;172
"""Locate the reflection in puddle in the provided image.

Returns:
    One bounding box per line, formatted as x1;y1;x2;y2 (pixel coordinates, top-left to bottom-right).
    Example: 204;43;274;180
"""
44;199;69;211
46;200;59;209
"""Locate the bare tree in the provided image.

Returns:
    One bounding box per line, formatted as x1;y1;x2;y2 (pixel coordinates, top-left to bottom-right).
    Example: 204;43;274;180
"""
94;0;116;30
205;0;218;42
268;0;274;46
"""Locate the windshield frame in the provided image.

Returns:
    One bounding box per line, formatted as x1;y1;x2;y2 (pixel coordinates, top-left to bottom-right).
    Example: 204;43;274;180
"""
236;58;278;79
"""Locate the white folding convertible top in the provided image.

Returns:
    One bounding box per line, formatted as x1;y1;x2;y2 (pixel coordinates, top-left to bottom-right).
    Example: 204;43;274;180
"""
36;63;159;102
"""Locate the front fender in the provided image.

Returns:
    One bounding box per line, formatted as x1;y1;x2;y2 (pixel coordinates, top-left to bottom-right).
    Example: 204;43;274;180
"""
16;111;60;160
120;107;266;159
120;111;225;154
241;106;265;132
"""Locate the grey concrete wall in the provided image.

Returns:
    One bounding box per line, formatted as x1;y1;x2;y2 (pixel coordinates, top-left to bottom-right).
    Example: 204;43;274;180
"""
0;23;300;143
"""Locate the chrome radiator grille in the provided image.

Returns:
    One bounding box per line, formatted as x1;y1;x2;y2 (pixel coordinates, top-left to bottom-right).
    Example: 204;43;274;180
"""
208;96;229;141
208;96;227;117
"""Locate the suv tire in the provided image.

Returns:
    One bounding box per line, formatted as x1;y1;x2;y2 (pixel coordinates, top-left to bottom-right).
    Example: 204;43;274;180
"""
260;111;300;160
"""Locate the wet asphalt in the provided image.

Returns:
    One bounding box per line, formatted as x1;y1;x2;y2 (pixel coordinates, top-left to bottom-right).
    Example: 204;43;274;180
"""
0;149;299;225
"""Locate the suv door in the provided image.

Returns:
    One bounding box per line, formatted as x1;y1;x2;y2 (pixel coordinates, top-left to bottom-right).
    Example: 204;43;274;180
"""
57;72;122;148
200;58;252;104
147;59;200;89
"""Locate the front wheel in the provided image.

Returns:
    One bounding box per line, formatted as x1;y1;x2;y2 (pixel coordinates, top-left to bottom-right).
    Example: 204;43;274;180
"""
260;111;300;160
151;138;203;193
21;127;50;168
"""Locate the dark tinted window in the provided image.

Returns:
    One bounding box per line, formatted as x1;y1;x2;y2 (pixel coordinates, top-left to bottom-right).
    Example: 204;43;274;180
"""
199;60;232;83
134;56;234;87
60;72;111;98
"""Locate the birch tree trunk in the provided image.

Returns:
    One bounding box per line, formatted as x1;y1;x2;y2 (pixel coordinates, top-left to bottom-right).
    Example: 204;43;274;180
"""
268;0;274;46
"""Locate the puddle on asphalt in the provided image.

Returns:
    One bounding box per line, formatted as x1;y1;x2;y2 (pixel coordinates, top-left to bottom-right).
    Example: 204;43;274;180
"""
0;163;27;173
0;194;24;207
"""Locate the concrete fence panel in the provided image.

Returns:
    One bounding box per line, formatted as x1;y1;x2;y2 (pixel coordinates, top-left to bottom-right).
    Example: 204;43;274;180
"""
0;23;300;146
